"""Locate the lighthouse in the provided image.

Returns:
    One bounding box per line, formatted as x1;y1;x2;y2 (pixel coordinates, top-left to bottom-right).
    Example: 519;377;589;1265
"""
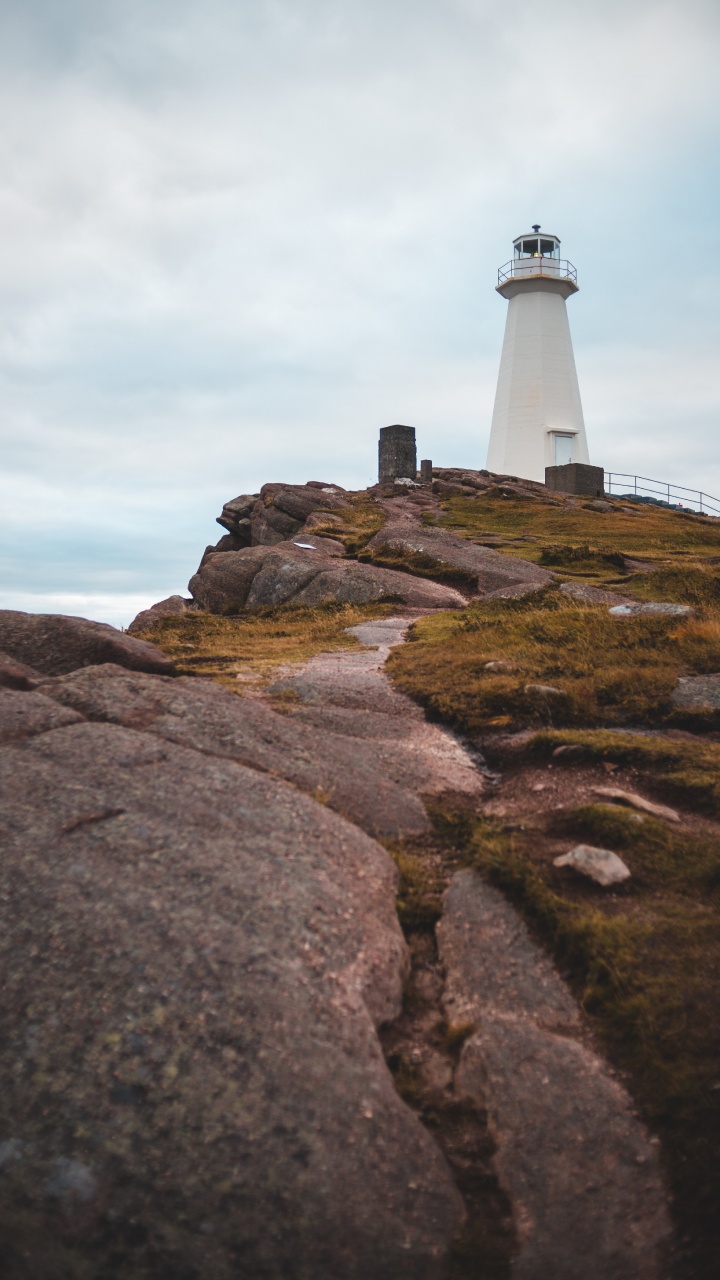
486;226;590;483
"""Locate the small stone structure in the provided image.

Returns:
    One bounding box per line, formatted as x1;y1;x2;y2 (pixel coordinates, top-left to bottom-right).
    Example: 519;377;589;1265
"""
419;459;433;483
378;424;417;483
545;462;604;497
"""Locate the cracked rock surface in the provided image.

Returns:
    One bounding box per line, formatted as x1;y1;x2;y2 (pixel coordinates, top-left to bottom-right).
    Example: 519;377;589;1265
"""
0;674;463;1279
439;869;670;1279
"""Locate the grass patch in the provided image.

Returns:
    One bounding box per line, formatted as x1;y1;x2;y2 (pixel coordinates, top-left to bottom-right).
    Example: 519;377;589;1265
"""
527;729;720;818
625;566;720;606
388;591;720;733
321;490;387;555
427;803;720;1279
433;493;720;565
134;600;397;690
538;543;626;575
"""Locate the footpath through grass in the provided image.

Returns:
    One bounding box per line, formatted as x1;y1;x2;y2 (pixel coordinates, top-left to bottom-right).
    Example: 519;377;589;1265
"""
136;600;396;690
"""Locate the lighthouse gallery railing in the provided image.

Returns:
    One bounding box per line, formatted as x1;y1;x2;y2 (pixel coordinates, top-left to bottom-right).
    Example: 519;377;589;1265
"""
498;259;577;286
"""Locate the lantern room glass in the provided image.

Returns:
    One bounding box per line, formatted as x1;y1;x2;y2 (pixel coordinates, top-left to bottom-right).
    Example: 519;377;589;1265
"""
514;238;560;259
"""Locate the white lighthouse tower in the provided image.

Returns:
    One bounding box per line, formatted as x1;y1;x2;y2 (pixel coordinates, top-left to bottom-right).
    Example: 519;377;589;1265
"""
486;226;589;483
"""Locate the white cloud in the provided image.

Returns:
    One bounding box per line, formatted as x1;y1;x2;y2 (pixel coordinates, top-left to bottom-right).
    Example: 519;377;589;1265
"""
1;0;719;626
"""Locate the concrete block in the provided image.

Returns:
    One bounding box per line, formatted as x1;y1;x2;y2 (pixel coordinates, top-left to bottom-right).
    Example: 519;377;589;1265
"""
378;425;417;484
545;462;604;497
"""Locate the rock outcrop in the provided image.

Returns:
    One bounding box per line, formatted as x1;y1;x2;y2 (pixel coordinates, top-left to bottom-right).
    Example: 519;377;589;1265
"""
212;482;351;553
126;594;192;636
189;541;467;613
0;674;463;1279
0;610;174;676
366;523;553;595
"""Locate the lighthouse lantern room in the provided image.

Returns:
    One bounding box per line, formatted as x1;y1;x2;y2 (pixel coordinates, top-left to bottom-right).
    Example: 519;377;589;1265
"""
486;225;590;483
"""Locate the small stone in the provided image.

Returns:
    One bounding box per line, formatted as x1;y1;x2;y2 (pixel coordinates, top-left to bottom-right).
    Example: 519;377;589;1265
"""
554;845;631;887
609;603;694;618
531;783;547;792
671;674;720;711
524;683;567;698
484;660;514;672
593;787;681;823
552;744;588;761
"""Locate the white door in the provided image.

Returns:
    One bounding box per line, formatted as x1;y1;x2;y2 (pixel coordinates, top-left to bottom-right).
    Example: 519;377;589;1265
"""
553;433;574;466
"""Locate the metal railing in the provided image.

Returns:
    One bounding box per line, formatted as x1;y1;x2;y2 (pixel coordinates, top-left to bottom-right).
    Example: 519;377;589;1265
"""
604;472;720;517
498;258;577;286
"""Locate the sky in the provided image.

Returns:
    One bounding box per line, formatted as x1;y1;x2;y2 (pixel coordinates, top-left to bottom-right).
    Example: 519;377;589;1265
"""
1;0;719;628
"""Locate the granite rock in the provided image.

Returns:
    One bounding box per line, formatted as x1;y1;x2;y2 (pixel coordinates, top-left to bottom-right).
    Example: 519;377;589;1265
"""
366;524;553;595
0;610;175;677
127;595;192;636
0;689;462;1279
671;673;720;711
189;543;467;613
554;844;632;886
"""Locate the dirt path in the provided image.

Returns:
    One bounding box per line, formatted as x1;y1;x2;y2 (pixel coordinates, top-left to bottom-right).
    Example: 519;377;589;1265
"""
256;614;672;1280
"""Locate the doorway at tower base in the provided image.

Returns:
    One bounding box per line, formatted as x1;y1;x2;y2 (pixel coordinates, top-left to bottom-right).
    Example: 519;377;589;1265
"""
545;462;605;498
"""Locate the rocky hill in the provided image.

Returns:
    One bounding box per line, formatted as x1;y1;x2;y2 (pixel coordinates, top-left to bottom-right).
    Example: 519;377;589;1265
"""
1;469;720;1279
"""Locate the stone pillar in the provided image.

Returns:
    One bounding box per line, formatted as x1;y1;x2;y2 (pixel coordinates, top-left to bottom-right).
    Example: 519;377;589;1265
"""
545;463;605;497
379;425;417;483
419;459;433;483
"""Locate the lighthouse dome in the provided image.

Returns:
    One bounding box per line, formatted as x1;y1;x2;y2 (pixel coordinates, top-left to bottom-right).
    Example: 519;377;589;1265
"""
513;228;561;259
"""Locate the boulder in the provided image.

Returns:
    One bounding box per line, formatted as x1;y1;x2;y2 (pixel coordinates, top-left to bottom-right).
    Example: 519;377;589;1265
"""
251;499;302;545
304;510;344;529
0;610;175;677
272;485;350;523
217;493;257;528
523;683;568;699
671;673;720;711
554;844;632;886
559;582;632;606
189;543;467;614
609;603;694;618
127;594;192;636
240;485;353;548
0;687;462;1279
365;524;553;595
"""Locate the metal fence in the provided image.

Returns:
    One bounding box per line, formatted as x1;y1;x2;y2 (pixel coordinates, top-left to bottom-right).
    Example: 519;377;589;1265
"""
497;258;578;286
604;472;720;517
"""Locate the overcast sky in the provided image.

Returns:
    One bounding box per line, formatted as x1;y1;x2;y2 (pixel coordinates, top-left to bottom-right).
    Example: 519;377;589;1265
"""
1;0;719;627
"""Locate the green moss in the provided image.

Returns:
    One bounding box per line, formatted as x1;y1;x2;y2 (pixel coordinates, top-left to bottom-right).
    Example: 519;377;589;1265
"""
627;565;720;606
388;593;719;733
424;805;720;1275
435;492;720;562
358;544;478;590
539;543;626;574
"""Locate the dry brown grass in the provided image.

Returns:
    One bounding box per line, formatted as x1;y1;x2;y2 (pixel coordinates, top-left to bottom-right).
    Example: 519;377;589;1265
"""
135;600;396;691
432;493;720;572
388;588;720;733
